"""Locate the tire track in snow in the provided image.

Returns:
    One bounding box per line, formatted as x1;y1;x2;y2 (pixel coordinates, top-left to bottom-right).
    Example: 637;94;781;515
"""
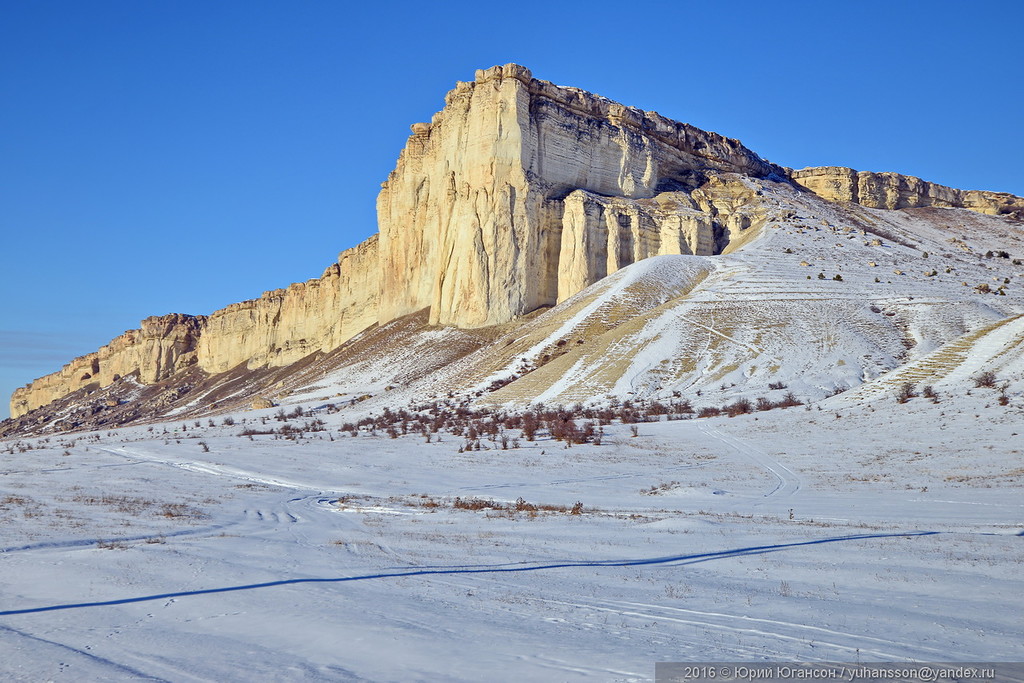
417;574;942;662
0;524;228;554
92;446;327;492
1;460;146;476
92;447;412;564
434;567;942;661
597;599;953;659
697;421;801;500
540;596;919;660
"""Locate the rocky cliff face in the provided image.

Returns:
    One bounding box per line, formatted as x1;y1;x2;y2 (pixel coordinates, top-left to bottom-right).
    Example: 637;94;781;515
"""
377;63;786;327
196;237;380;374
10;313;204;417
792;166;1024;217
10;64;1023;420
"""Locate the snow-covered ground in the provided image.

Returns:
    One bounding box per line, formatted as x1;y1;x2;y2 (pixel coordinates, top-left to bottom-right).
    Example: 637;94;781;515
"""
2;389;1021;681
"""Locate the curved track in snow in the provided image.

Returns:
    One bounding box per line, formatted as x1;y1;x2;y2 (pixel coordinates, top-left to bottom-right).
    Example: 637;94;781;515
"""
697;421;801;500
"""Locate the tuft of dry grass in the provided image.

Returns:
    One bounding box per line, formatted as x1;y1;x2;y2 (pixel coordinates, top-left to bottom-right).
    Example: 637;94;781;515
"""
642;481;681;495
70;494;209;520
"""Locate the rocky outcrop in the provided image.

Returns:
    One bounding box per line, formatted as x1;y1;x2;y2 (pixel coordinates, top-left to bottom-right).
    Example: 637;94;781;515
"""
10;313;204;417
377;63;786;327
557;174;769;302
196;237;379;374
792;166;1024;217
11;238;381;417
11;64;1023;420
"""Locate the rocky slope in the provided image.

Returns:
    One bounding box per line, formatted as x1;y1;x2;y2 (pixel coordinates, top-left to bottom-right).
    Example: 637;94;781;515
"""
7;64;1024;429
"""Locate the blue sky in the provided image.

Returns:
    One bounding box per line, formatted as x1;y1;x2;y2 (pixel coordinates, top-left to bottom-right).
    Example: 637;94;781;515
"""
2;0;1022;418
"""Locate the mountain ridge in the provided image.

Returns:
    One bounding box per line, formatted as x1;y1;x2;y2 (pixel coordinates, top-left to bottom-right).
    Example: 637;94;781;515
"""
7;64;1024;429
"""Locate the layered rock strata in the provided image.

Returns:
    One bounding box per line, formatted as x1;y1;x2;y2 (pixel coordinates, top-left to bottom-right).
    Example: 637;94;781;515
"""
12;240;381;416
792;166;1024;217
196;237;380;374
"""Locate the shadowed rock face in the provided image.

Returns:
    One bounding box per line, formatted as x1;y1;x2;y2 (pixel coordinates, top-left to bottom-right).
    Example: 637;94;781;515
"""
9;64;1023;421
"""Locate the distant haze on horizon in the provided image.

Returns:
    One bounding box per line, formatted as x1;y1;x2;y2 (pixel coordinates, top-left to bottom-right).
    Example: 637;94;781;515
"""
2;0;1022;419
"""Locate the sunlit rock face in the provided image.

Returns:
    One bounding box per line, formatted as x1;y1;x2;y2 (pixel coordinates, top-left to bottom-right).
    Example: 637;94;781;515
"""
791;166;1024;216
377;63;785;327
11;313;205;417
195;236;380;375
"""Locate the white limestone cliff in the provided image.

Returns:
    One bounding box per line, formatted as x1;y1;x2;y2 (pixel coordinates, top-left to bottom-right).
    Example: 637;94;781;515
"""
195;237;380;374
377;63;786;327
10;64;1023;419
10;314;204;417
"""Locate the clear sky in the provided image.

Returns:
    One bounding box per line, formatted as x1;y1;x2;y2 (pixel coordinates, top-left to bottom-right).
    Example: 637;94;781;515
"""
2;0;1022;418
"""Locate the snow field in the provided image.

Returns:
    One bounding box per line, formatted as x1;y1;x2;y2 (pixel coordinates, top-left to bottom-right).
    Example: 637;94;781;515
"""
2;388;1022;681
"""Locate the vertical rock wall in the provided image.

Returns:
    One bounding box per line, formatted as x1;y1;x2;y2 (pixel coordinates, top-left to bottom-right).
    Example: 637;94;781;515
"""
376;66;561;328
377;63;785;326
195;237;379;374
10;314;205;417
557;190;721;302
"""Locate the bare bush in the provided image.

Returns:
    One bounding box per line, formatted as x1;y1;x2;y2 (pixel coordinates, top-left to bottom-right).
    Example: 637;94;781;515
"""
777;392;803;408
974;371;998;388
724;398;753;417
896;382;917;404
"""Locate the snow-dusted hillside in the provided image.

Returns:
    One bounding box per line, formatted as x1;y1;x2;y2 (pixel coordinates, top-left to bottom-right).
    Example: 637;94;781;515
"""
250;176;1018;428
396;177;1024;413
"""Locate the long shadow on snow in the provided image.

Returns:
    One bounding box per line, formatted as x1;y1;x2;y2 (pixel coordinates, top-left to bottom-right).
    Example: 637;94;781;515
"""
0;531;938;616
1;524;229;554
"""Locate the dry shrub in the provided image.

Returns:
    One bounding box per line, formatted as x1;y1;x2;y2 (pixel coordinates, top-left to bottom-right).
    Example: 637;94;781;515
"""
896;382;917;404
973;371;998;388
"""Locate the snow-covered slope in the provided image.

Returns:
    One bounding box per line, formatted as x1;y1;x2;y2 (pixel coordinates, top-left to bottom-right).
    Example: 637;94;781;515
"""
448;178;1024;410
